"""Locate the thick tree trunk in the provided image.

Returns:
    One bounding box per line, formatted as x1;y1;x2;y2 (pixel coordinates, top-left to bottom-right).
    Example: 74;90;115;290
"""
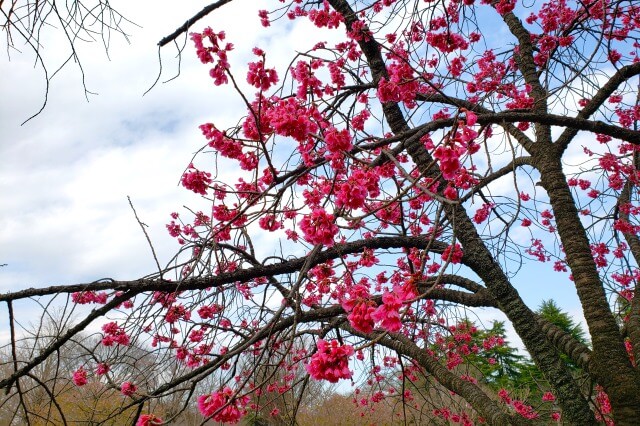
402;134;597;424
535;148;640;423
328;0;601;421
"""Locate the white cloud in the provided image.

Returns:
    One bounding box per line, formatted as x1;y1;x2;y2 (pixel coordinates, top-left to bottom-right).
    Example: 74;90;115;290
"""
0;0;358;294
0;1;252;290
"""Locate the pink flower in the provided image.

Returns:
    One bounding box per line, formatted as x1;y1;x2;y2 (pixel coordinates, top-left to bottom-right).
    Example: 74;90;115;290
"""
464;109;477;126
441;243;463;264
308;2;343;29
433;146;461;180
443;185;458;200
72;367;88;386
493;0;516;16
553;261;567;272
299;208;339;246
526;239;548;262
335;173;368;210
306;339;353;383
372;291;403;332
498;388;511;404
198;387;249;423
246;60;279;91
191;28;233;85
102;322;130;347
324;127;352;153
609;49;622;64
347;300;376;334
426;31;469;53
473;203;493;224
258;214;283;231
181;163;212;195
542;391;556;402
197;304;223;319
72;291;108;304
258;10;270;27
95;363;110;376
267;97;319;141
513;400;538;419
136;414;164;426
121;381;137;397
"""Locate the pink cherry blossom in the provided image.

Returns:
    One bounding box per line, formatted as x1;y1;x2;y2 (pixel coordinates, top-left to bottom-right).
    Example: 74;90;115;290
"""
347;300;376;334
95;363;110;376
372;291;404;332
121;381;137;397
198;387;249;423
136;414;163;426
246;59;279;91
181;163;212;195
299;208;339;246
306;339;354;383
441;243;463;264
72;367;88;386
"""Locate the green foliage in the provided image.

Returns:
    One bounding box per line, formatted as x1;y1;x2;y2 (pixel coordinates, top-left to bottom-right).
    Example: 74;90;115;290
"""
429;300;589;405
514;300;591;403
538;300;589;347
473;321;528;390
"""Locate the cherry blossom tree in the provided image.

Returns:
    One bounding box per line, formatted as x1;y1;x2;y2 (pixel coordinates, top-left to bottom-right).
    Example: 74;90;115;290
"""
3;0;640;424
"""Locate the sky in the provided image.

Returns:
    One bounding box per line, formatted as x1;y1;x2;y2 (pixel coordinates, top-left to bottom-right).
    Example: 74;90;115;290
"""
0;0;589;350
0;1;282;289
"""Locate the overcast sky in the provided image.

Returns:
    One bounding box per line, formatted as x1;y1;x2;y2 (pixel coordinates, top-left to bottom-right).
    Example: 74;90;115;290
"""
0;1;296;290
0;1;588;348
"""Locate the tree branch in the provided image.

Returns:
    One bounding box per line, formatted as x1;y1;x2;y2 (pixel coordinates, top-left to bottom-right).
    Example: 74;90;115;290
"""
1;235;448;303
556;62;640;153
537;317;592;372
158;0;235;47
1;290;140;392
344;326;535;426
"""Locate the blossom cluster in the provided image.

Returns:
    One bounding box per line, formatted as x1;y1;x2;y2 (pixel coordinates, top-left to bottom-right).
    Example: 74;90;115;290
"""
121;381;137;397
71;291;108;305
299;208;339;246
498;388;539;420
72;367;88;386
246;50;279;91
101;321;130;347
306;339;354;383
136;414;164;426
371;283;416;332
181;163;212;195
191;28;233;85
198;387;249;423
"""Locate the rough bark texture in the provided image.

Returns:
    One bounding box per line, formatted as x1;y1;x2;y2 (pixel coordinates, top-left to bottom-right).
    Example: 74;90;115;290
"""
534;148;640;423
537;317;592;372
441;199;597;425
328;0;598;422
618;182;640;371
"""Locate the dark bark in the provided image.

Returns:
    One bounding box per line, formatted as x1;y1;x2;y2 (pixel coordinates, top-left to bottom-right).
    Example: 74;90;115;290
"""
440;198;597;425
536;317;592;372
158;0;235;47
617;182;640;370
328;0;597;422
0;235;448;302
535;149;640;424
556;62;640;153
